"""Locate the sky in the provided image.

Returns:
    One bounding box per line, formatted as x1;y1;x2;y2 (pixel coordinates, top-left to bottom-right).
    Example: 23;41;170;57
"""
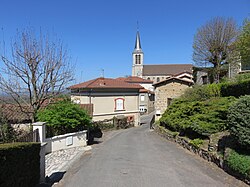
0;0;249;84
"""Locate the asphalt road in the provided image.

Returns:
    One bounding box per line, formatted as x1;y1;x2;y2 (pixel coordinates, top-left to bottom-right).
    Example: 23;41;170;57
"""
56;115;247;187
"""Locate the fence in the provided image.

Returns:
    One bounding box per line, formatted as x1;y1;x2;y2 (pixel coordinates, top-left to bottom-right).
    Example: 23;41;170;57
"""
15;129;39;142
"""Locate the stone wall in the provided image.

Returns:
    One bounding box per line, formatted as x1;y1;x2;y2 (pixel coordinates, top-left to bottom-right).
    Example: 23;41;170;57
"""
154;81;190;120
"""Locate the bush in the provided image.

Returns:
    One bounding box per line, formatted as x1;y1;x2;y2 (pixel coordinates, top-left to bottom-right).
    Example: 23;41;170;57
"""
221;79;250;97
37;99;92;137
225;149;250;178
0;142;40;187
235;72;250;83
227;95;250;148
0;123;16;143
181;83;221;101
0;111;16;143
160;97;236;137
189;138;204;148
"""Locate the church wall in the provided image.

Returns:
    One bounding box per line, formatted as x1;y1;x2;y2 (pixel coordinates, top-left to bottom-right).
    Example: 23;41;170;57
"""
143;75;171;84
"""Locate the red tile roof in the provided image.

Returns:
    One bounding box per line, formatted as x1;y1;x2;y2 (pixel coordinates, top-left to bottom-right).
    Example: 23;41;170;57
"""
69;77;143;89
139;88;155;94
0;104;33;123
116;76;153;83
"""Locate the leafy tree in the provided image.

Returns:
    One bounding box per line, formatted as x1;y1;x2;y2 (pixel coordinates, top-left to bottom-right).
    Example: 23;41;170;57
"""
236;19;250;69
228;95;250;149
0;28;74;122
193;17;238;82
37;99;91;136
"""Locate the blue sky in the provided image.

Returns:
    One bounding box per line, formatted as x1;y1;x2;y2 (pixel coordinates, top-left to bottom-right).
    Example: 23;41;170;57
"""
0;0;249;84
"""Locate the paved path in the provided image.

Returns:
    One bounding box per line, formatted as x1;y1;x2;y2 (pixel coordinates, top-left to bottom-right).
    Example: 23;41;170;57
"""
55;121;247;187
46;146;92;178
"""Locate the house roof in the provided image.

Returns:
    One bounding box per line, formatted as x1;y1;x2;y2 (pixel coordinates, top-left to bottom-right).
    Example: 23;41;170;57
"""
153;77;194;87
174;71;193;77
69;77;143;89
116;76;153;84
0;104;33;123
143;64;193;76
139;88;154;94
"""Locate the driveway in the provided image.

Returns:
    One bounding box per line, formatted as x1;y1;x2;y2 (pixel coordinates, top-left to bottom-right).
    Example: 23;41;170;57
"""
56;115;247;187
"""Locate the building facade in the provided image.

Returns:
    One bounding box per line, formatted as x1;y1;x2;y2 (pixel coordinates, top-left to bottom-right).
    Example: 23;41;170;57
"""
116;76;155;114
153;77;193;120
69;77;142;126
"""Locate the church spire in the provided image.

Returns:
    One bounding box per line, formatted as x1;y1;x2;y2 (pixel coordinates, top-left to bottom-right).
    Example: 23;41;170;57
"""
132;28;144;77
134;31;142;51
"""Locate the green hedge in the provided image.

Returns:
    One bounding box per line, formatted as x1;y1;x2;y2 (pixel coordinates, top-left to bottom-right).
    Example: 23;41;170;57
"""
160;97;236;137
228;95;250;149
221;79;250;97
181;83;221;101
183;74;250;100
225;149;250;178
0;142;40;187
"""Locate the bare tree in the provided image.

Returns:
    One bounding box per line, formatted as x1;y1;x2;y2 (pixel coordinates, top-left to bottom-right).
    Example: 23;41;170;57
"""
0;29;74;122
193;17;238;82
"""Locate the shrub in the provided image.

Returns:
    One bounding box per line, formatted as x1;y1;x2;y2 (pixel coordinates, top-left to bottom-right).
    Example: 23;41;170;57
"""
225;149;250;178
227;95;250;148
181;83;221;101
189;138;204;148
37;99;92;137
0;111;16;143
235;72;250;83
221;79;250;97
0;123;16;143
0;142;40;187
160;97;236;137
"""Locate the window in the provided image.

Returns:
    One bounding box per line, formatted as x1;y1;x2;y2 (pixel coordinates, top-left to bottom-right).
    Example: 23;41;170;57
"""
157;77;160;82
135;54;141;64
140;95;145;101
167;98;173;106
202;76;208;84
115;98;125;111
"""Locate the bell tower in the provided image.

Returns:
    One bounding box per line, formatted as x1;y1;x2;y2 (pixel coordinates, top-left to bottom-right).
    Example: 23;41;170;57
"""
132;31;144;77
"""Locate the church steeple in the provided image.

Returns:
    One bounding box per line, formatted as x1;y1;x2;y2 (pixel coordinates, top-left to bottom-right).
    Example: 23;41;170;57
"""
134;31;142;51
132;30;144;77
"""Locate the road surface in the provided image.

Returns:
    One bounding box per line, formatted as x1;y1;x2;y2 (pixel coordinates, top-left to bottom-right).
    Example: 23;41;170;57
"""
56;114;247;187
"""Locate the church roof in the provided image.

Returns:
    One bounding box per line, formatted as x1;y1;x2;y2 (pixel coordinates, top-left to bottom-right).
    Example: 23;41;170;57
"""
133;31;143;53
116;76;153;83
69;77;143;89
143;64;193;76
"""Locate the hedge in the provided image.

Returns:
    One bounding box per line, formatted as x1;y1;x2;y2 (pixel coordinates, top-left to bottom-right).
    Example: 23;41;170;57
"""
227;95;250;149
160;97;236;137
221;79;250;97
0;142;40;187
225;149;250;179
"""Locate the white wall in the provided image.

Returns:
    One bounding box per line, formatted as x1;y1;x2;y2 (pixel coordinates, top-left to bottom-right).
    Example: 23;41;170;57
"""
45;131;87;154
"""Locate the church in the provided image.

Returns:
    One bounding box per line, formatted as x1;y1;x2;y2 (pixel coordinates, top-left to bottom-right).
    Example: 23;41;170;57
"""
131;31;194;119
131;31;193;83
